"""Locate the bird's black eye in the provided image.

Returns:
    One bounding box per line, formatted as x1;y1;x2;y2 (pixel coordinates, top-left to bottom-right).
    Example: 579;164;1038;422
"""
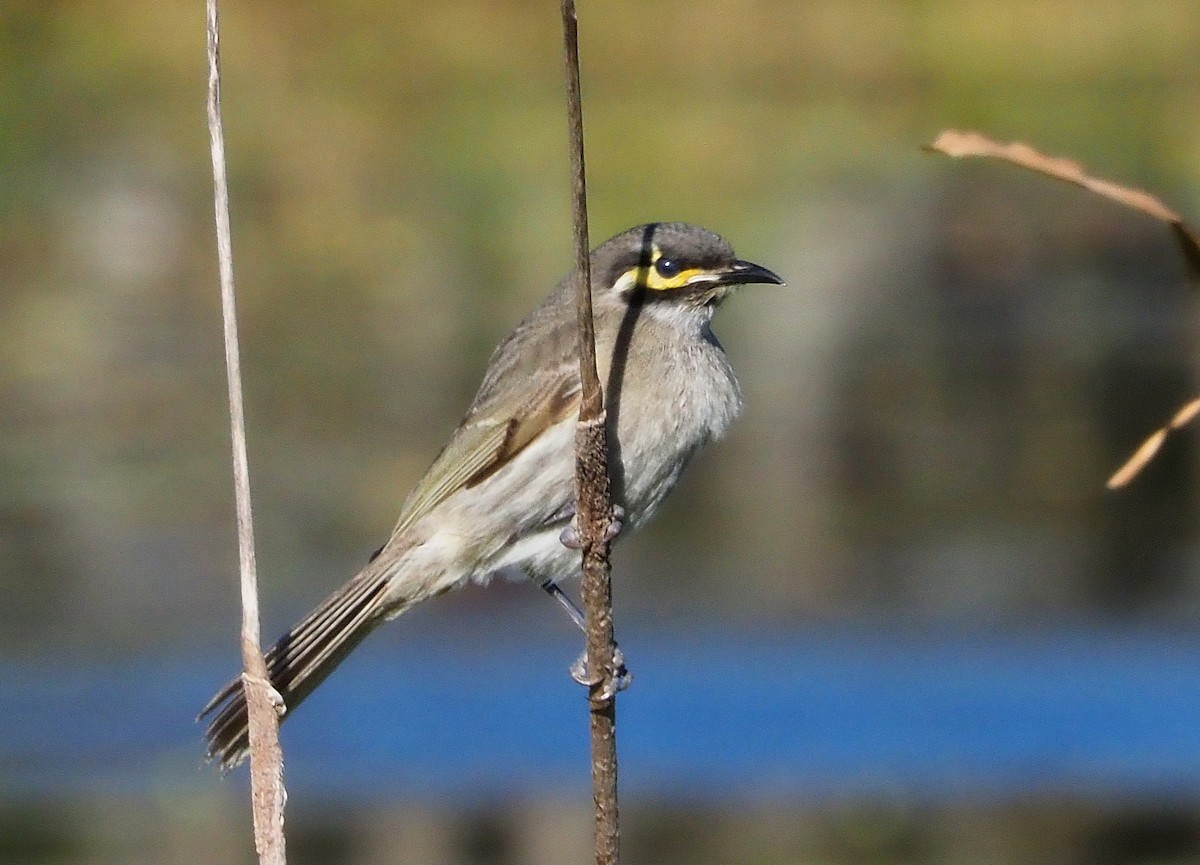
655;257;681;278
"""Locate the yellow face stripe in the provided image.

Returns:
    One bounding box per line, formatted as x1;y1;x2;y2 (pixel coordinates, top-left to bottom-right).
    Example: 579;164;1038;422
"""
619;243;708;292
644;266;705;290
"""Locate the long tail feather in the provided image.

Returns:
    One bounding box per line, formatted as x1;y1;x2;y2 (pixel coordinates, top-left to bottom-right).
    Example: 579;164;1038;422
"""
200;567;405;771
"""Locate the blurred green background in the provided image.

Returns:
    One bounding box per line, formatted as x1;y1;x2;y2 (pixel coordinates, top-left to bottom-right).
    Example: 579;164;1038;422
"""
5;1;1200;863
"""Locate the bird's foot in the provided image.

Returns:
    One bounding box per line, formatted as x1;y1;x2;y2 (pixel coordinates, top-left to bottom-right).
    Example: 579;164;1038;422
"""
558;504;625;550
569;644;632;701
241;673;286;715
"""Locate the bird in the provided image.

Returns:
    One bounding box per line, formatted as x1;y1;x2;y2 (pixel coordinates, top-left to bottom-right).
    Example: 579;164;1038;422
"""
200;221;784;769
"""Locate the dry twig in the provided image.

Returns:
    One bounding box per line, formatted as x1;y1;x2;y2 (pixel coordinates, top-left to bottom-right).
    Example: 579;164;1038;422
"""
206;1;287;861
1107;398;1200;489
926;130;1200;284
560;1;620;862
927;129;1200;488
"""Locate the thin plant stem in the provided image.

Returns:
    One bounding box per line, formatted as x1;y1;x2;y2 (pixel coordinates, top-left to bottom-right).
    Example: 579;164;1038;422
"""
561;1;620;863
205;2;287;862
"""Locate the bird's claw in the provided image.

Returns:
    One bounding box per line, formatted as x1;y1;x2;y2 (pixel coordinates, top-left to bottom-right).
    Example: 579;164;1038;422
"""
558;504;625;550
569;645;631;700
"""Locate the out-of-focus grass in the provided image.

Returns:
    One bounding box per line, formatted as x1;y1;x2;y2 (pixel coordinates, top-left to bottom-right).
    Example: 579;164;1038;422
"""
1;0;1198;646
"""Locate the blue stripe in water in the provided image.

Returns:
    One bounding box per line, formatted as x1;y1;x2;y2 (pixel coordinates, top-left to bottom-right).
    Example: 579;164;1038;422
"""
4;625;1200;802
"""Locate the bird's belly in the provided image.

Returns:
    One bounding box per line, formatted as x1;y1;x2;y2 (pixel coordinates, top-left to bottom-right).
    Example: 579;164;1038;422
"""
487;525;577;583
613;340;743;528
430;418;578;585
422;342;741;588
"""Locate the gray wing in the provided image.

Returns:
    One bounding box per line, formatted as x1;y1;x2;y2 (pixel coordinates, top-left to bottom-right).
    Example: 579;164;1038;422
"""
386;288;581;542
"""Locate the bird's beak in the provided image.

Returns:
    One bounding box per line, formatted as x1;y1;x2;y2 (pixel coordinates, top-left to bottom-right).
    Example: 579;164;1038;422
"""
726;259;785;286
688;259;786;288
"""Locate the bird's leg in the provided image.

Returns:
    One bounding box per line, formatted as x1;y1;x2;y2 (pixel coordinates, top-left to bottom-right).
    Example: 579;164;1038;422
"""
541;578;587;631
539;579;631;694
556;502;625;551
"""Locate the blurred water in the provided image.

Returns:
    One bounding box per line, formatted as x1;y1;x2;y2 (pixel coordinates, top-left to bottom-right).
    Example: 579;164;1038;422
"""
5;625;1200;805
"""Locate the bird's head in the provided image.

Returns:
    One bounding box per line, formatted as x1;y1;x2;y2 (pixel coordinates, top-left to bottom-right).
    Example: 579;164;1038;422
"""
591;222;784;311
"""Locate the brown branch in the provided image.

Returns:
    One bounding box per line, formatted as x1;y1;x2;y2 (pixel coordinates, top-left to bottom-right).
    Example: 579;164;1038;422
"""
926;130;1200;285
205;2;287;862
561;1;620;863
1108;397;1200;489
926;129;1200;487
